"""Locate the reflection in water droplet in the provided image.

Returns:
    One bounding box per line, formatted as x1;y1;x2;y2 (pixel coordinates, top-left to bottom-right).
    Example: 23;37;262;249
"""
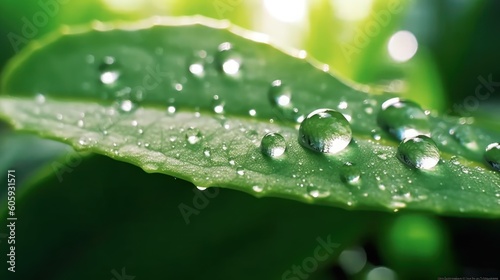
341;163;361;184
397;135;440;169
261;132;286;157
217;42;241;76
298;109;352;154
377;98;430;141
99;56;120;85
185;127;202;144
484;143;500;172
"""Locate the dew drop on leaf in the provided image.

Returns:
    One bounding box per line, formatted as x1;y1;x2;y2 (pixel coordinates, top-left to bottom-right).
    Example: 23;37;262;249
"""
341;162;361;185
216;42;241;76
212;95;225;114
189;60;205;77
185;127;202;144
268;80;304;123
377;98;430;141
307;185;330;198
397;135;440;169
236;167;245;176
484;142;500;172
260;132;286;157
118;99;136;113
99;56;120;85
196;186;207;191
203;147;211;157
298;109;352;154
252;185;263;193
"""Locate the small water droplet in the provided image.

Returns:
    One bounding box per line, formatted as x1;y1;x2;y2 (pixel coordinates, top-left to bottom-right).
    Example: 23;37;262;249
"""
341;163;361;184
189;61;205;77
99;56;120;85
217;42;241;76
229;159;235;166
249;109;257;117
236;167;245;175
203;147;211;157
167;106;176;115
35;93;46;104
77;120;84;128
307;185;330;198
252;185;263;192
185;127;202;144
298;109;352;154
397;135;440;169
268;80;304;123
260;132;286;157
377;98;430;141
196;186;207;191
484;142;500;172
212;95;225;114
118;99;136;113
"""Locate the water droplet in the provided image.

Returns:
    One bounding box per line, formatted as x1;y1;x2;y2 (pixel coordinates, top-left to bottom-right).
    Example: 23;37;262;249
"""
196;186;207;191
298;109;352;154
449;125;479;151
252;185;263;192
185;127;202;144
341;163;361;184
99;56;120;85
261;133;286;157
217;42;241;76
167;106;176;115
35;93;46;104
249;109;257;116
236;167;245;175
377;98;430;141
397;135;440;169
268;80;304;123
484;143;500;172
307;185;330;198
189;61;205;77
228;159;235;165
212;95;225;114
203;147;211;157
77;120;84;128
118;99;136;113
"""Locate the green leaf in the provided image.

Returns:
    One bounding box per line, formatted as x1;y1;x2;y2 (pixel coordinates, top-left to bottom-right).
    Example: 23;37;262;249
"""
0;17;499;216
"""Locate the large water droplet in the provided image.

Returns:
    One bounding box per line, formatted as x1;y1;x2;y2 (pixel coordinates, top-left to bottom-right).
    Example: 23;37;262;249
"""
99;56;120;85
377;98;430;141
185;127;202;144
397;135;440;169
484;143;500;172
261;132;286;157
217;42;241;76
298;109;352;154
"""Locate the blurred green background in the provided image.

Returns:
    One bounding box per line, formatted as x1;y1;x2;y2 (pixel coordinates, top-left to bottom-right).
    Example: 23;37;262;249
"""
0;0;499;279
